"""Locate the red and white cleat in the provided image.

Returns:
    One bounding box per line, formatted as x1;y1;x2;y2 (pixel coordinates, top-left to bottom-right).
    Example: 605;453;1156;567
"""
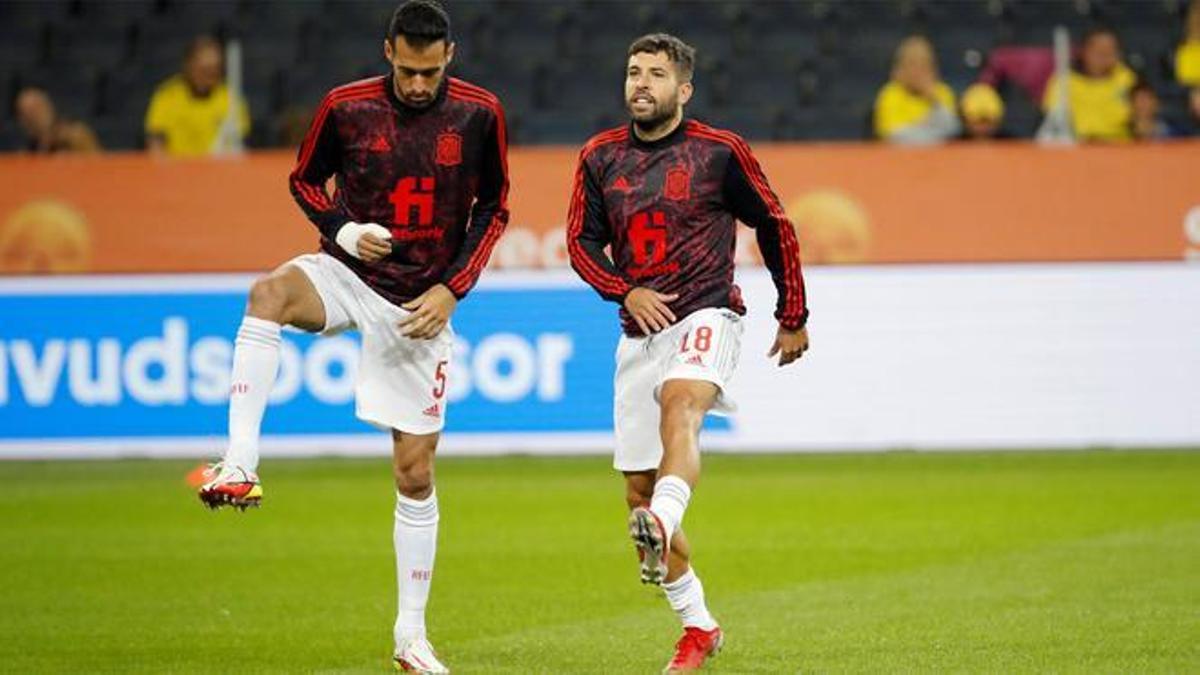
393;637;450;673
663;626;724;673
628;506;669;585
198;463;262;511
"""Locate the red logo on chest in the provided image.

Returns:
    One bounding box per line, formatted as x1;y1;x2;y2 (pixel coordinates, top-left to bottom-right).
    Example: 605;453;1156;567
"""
664;165;691;201
368;135;391;152
435;131;462;166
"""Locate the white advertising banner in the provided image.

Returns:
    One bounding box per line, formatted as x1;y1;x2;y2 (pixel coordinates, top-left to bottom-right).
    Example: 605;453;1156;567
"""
0;263;1196;458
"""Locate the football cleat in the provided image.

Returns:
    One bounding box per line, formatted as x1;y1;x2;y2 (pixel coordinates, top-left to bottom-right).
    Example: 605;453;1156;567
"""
393;637;450;673
198;462;262;511
629;506;669;585
663;626;724;673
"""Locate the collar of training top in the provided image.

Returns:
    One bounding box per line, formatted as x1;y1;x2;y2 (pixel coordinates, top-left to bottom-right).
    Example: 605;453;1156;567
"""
384;71;449;116
628;115;690;151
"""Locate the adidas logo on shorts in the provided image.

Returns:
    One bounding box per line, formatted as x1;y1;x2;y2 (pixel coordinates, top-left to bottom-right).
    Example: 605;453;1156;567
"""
685;354;704;366
422;403;442;418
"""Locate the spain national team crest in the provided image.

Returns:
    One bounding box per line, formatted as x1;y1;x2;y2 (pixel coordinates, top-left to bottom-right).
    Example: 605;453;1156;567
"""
435;131;462;167
664;165;691;201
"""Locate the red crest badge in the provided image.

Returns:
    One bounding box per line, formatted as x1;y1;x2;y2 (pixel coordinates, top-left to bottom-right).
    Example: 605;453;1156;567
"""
664;166;690;201
435;131;462;166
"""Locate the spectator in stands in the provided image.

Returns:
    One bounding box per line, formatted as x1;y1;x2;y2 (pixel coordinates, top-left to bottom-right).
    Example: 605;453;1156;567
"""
1129;81;1173;141
874;36;960;145
13;87;101;154
1189;87;1200;134
144;35;250;156
1177;0;1200;137
1175;0;1200;87
959;83;1007;141
1042;27;1135;142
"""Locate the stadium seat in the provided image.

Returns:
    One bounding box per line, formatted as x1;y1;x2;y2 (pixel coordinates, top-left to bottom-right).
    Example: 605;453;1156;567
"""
0;0;1191;148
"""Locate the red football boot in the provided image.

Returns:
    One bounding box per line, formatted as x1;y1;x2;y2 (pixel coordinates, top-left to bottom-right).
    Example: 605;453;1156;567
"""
663;626;724;673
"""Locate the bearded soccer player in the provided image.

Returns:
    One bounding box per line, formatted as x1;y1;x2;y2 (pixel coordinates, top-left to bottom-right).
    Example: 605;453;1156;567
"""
197;2;508;671
567;34;809;672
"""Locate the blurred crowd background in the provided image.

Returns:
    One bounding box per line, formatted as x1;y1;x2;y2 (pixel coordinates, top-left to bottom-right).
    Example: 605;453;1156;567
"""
3;0;1200;155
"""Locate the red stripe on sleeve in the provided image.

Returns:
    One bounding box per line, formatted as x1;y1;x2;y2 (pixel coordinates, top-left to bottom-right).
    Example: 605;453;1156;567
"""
566;129;632;297
445;83;511;294
687;123;806;324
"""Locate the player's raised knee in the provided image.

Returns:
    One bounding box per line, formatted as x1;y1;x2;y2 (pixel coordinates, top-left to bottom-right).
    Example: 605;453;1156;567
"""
246;274;292;322
659;384;707;418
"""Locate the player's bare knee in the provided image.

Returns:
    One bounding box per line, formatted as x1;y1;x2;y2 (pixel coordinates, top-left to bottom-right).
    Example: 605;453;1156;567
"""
393;432;438;498
246;274;290;322
393;459;434;499
660;391;704;430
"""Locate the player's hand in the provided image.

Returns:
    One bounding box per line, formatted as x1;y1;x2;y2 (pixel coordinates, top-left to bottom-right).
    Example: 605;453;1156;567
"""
357;231;392;263
335;221;392;264
399;284;457;340
623;287;679;335
767;325;809;367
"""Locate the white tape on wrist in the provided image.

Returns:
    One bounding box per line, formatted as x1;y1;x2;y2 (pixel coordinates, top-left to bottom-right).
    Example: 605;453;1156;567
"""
335;222;392;259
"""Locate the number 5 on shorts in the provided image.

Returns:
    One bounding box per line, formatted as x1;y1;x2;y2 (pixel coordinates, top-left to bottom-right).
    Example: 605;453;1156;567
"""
432;360;448;399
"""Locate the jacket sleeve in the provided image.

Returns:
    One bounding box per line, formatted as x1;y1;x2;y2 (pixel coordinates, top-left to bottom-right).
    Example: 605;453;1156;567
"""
441;105;510;299
288;92;351;241
566;150;633;303
721;137;809;329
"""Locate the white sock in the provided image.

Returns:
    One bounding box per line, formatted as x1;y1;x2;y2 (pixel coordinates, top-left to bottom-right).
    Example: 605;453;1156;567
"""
225;316;281;472
650;475;691;543
394;489;439;644
664;567;718;630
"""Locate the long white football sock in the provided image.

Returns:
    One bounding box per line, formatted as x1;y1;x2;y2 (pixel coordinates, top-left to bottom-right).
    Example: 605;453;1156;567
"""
394;489;439;644
225;316;281;472
664;567;718;630
650;475;691;543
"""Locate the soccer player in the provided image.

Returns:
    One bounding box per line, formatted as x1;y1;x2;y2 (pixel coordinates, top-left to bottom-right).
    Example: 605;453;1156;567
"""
198;2;508;672
567;34;809;672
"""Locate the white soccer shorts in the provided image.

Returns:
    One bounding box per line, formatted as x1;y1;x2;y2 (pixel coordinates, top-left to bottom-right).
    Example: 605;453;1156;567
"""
288;253;452;435
613;307;744;472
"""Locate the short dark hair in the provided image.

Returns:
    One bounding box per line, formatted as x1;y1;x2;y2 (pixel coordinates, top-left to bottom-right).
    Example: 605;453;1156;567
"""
627;33;695;81
1131;78;1156;97
185;34;222;62
388;0;451;48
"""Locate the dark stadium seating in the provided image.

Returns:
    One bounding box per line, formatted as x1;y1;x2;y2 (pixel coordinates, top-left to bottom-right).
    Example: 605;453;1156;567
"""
0;0;1191;149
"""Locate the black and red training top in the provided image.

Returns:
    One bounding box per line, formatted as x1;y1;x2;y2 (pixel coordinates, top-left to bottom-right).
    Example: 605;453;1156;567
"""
289;74;509;304
568;118;808;336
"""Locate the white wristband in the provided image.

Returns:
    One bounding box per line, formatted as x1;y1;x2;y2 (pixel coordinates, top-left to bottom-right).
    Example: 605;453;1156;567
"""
335;222;392;259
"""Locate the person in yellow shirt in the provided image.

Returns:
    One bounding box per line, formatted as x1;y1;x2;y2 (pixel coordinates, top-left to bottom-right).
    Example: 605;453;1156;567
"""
144;35;250;157
873;36;960;144
960;82;1006;141
1042;27;1135;143
1175;0;1200;87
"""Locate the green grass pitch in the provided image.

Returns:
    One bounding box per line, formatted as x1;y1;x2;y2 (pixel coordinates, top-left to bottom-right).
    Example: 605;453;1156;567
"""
1;449;1197;673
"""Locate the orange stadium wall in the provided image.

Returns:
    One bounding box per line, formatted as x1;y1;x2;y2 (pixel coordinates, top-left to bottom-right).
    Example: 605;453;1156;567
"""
1;141;1198;274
